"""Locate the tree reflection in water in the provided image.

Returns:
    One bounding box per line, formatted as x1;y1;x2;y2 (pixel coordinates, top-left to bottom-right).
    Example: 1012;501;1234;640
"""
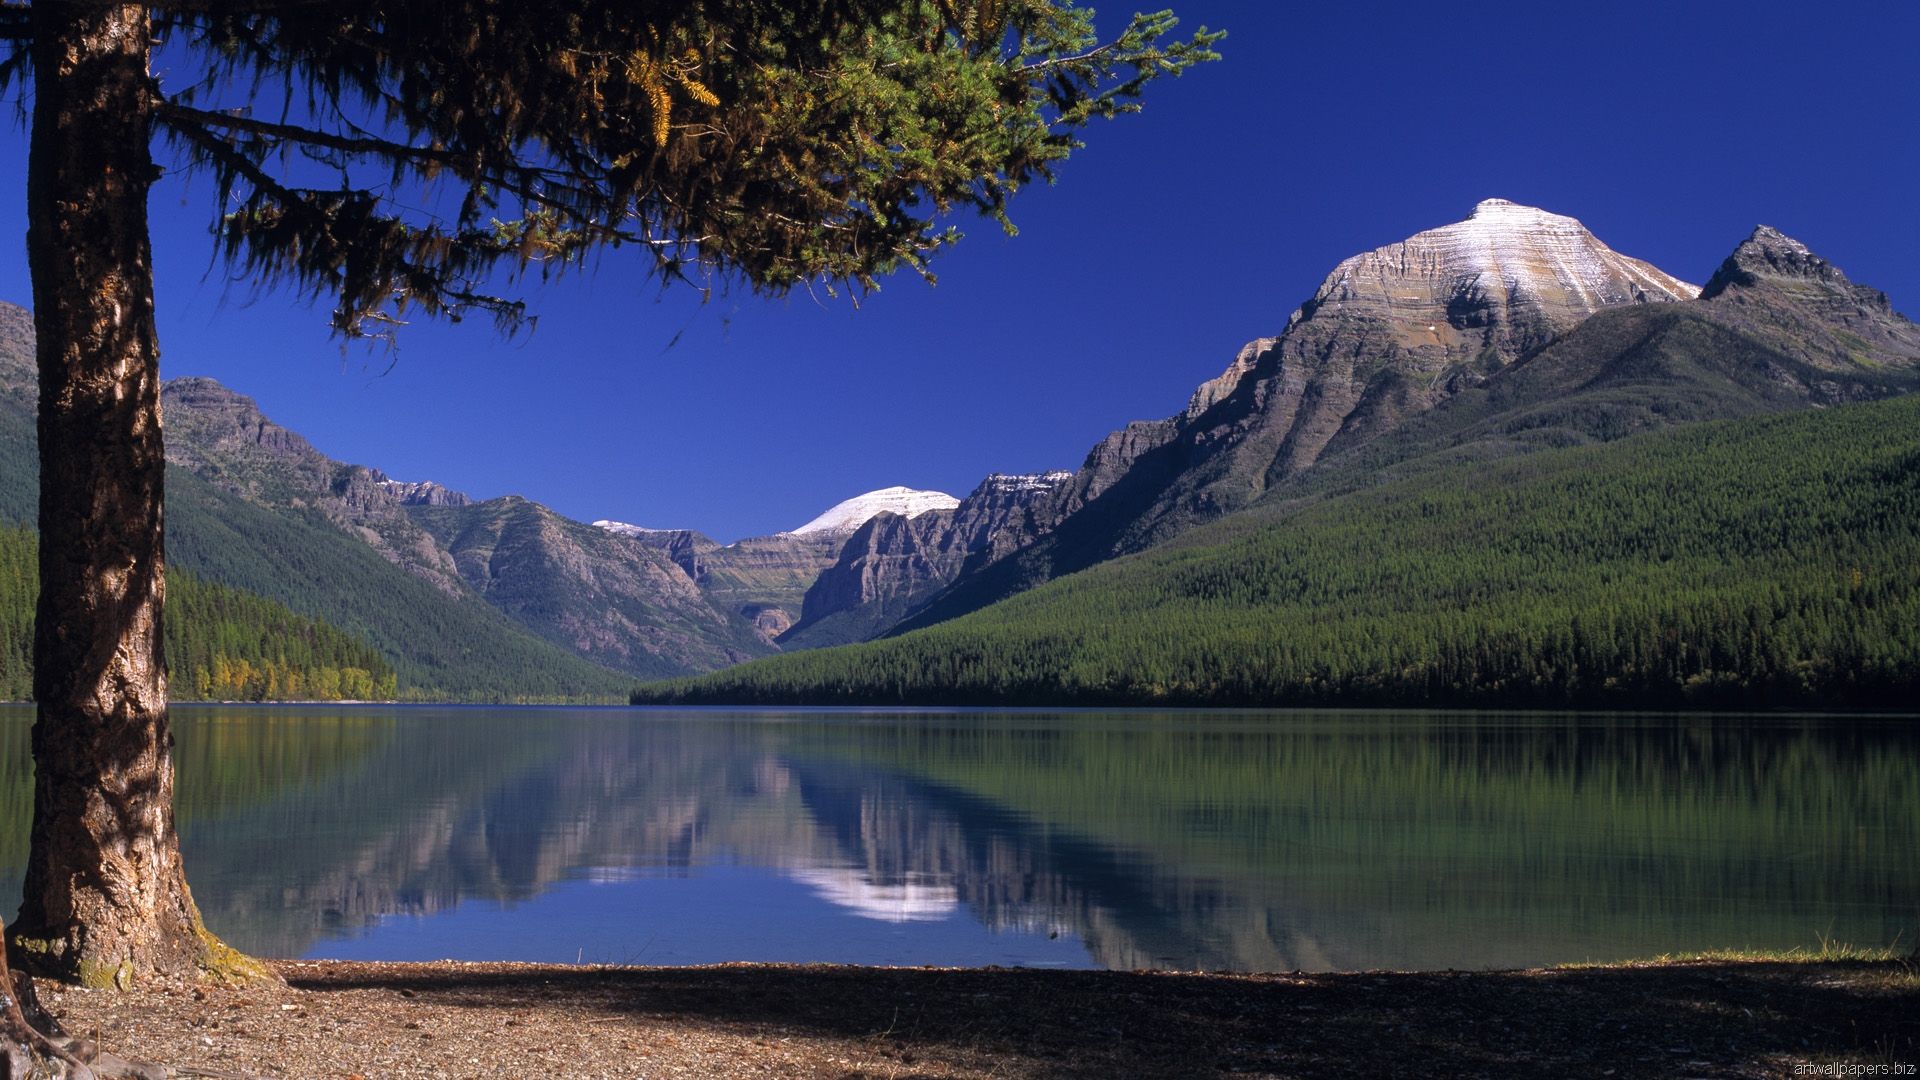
1;707;1913;971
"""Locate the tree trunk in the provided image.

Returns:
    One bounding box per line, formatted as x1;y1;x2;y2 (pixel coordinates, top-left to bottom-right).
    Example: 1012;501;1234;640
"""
4;2;250;991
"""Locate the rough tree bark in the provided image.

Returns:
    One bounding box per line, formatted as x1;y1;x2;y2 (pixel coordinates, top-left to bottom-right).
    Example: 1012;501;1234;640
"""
4;5;241;1071
4;2;258;994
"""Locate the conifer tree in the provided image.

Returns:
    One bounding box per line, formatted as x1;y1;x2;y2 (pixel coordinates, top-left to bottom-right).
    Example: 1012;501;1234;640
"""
0;3;1219;1073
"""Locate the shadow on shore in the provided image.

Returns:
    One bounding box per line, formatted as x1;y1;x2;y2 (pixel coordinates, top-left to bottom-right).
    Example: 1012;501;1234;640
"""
286;958;1919;1078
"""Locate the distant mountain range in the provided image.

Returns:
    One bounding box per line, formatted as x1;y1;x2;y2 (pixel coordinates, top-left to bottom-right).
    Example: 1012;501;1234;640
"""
0;320;635;700
4;197;1916;705
0;310;1075;695
638;200;1920;706
889;202;1920;634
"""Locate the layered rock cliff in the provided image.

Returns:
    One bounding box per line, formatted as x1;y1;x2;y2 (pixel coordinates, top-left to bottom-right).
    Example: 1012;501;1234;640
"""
408;497;774;677
162;377;470;596
605;526;847;643
161;376;773;680
698;532;850;641
382;479;472;507
782;471;1072;648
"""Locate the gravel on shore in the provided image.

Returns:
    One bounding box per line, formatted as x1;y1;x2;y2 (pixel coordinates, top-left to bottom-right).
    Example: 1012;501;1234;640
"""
37;956;1919;1079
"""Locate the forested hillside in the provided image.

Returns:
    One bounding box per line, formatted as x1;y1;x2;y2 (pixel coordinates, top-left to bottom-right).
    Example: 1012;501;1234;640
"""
0;346;634;699
893;224;1920;638
635;396;1920;709
0;525;395;701
164;470;632;701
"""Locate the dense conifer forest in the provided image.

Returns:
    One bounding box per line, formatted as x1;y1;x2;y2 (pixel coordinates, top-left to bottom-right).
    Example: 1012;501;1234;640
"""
636;396;1920;709
0;525;394;701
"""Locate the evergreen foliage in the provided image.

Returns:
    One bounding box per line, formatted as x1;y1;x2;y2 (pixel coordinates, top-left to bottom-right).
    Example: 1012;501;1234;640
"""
636;395;1920;709
0;525;394;701
0;3;1223;338
0;0;1224;998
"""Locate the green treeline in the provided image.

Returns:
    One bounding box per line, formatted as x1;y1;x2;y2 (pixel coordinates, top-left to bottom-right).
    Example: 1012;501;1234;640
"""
636;395;1920;709
0;525;395;701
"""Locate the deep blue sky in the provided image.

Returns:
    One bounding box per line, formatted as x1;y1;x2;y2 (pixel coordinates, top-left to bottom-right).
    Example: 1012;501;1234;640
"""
0;1;1915;541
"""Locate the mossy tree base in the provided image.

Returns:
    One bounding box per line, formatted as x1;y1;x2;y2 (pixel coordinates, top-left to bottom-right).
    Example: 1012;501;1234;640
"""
1;921;163;1080
8;920;278;992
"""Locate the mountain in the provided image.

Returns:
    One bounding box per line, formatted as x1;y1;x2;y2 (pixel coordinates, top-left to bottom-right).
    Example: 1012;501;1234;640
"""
157;374;779;681
790;486;960;536
600;525;847;641
1695;225;1920;369
0;305;724;698
2;437;633;701
162;377;471;596
1058;199;1698;524
594;483;980;646
635;393;1920;708
408;497;773;677
896;209;1920;634
640;219;1920;706
161;467;633;700
780;472;1073;649
594;474;1073;654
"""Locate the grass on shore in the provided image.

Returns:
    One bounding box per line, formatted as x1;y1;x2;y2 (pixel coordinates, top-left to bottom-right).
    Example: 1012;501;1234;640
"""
1559;935;1914;969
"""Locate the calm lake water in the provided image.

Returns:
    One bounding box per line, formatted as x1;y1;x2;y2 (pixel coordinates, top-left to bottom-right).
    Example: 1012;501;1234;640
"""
1;706;1915;972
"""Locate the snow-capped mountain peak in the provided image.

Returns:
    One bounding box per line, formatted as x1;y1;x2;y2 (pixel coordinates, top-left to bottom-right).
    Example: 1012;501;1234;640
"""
790;486;960;536
1314;198;1699;324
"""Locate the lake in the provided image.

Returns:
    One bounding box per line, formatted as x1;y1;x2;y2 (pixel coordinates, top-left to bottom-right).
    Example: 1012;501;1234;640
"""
1;706;1914;972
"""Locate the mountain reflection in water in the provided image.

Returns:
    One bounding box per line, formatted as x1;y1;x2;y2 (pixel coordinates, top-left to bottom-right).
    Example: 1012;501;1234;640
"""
0;706;1913;972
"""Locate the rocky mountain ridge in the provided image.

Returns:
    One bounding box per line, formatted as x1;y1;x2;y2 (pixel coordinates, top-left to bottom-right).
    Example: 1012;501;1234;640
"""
779;471;1074;649
160;368;1074;670
162;377;471;597
152;376;774;679
593;473;1075;649
14;199;1916;693
406;496;773;675
891;206;1920;636
969;199;1706;561
1106;198;1700;503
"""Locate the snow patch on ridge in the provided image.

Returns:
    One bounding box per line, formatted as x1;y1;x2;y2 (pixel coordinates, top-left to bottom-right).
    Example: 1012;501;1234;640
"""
594;519;666;536
975;471;1074;496
790;486;960;536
